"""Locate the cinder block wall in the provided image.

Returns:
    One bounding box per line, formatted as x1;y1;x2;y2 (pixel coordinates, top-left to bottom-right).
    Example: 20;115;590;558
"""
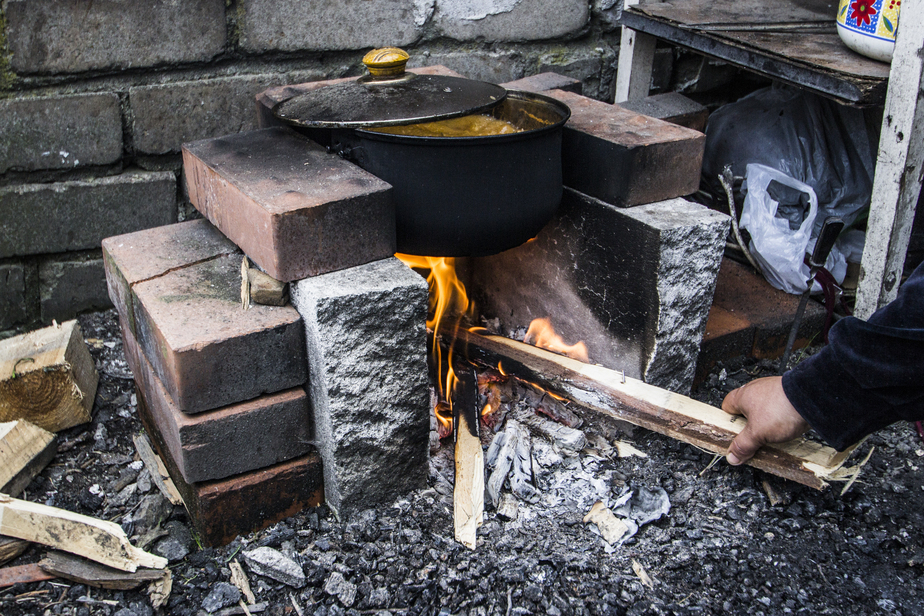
0;0;680;335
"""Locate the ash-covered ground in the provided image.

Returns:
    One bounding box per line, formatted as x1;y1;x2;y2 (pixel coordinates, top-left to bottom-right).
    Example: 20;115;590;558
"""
2;309;922;616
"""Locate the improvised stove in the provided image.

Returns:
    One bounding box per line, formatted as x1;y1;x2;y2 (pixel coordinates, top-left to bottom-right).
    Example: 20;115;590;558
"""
102;61;723;546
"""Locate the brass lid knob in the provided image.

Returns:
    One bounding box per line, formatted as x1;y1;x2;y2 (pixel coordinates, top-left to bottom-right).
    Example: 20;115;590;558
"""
362;47;410;78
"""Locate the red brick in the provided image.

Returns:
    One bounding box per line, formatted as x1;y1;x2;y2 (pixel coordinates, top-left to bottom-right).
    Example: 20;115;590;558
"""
130;252;306;412
183;127;395;282
138;391;323;547
545;89;705;208
102;219;238;335
122;322;312;484
695;258;828;382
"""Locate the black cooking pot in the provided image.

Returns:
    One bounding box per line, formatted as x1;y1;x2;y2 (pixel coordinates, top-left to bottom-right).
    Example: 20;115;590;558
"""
273;48;571;257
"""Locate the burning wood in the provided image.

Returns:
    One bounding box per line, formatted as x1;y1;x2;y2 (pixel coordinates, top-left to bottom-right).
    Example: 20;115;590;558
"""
449;328;856;490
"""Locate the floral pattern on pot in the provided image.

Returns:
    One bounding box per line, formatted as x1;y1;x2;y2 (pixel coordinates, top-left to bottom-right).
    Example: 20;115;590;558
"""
836;0;901;62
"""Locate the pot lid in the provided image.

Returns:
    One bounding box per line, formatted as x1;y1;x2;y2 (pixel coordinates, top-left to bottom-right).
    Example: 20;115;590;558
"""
273;48;508;129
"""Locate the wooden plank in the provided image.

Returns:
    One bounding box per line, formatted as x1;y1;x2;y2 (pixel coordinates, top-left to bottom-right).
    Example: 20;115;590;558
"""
854;0;924;318
0;563;55;588
0;494;167;572
0;420;57;497
451;328;854;490
0;320;98;433
614;0;657;102
620;0;889;105
39;551;168;590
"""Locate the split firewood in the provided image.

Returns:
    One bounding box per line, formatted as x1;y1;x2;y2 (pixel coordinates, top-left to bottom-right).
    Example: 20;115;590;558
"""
0;419;56;497
485;430;516;508
507;421;539;503
453;367;484;550
0;562;56;588
39;550;168;590
0;493;167;572
0;320;99;432
132;433;182;506
0;536;30;566
451;328;855;490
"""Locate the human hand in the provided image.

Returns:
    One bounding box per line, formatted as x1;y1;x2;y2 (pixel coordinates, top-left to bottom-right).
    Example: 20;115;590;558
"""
721;376;810;465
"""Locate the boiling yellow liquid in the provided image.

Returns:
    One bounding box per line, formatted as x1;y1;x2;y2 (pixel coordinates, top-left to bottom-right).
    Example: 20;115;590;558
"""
368;114;523;137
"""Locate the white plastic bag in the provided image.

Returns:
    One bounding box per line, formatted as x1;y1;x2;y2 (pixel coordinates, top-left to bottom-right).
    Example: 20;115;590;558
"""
740;164;846;294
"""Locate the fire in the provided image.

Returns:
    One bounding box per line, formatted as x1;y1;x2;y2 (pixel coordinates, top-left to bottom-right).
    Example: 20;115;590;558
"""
523;317;589;362
396;254;474;434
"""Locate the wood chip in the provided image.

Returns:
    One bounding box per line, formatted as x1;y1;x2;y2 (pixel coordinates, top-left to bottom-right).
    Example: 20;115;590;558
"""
230;558;256;605
583;501;632;545
132;433;182;506
0;419;57;497
632;559;654;588
39;550;168;590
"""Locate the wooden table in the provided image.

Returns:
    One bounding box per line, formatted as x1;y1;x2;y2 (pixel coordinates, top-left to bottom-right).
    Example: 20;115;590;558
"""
614;0;923;317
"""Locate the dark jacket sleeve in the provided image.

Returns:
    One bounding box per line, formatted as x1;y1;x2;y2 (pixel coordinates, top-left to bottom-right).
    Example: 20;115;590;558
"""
782;261;924;450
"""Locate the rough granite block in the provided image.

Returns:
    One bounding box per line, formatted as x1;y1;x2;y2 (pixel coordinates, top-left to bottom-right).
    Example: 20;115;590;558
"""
39;256;111;322
137;391;323;548
545;90;705;208
0;93;122;173
183;128;395;282
433;0;588;42
290;258;430;517
0;172;177;258
123;322;312;484
4;0;225;74
102;219;239;337
130;253;307;413
238;0;420;53
471;189;729;394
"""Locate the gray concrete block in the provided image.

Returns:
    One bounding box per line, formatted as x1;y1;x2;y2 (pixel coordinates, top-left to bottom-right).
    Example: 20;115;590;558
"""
4;0;226;74
434;0;589;42
471;190;729;395
0;171;177;258
0;263;29;331
39;256;112;322
291;258;430;517
132;74;299;155
238;0;420;53
0;93;122;173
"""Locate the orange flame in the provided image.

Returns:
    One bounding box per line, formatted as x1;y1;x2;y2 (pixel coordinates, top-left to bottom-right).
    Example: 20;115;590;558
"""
396;254;475;434
523;317;589;362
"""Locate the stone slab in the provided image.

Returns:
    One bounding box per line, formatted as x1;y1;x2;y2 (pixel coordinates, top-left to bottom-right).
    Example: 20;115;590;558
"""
617;92;710;133
501;72;583;95
471;190;729;394
695;258;827;382
0;172;177;258
130;253;307;413
132;74;313;155
0;93;122;173
0;264;29;331
102;219;239;338
137;390;323;548
545;90;706;208
433;0;589;42
122;322;312;484
238;0;420;53
183;127;395;282
4;0;226;74
290;258;430;517
39;256;111;323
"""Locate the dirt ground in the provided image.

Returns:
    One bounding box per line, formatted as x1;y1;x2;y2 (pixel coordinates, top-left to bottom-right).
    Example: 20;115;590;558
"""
1;308;922;616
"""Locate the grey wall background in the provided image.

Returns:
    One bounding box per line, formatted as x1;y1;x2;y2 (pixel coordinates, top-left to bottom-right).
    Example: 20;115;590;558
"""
0;0;725;335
